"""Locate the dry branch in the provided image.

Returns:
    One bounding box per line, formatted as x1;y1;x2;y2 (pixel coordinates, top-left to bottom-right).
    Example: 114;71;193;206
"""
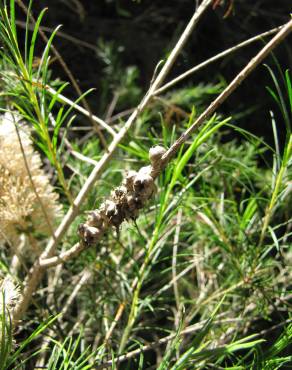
159;18;292;167
154;24;284;95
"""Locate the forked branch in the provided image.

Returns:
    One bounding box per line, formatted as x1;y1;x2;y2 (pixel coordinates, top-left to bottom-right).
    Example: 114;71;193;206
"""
34;21;292;350
12;0;213;322
36;18;292;270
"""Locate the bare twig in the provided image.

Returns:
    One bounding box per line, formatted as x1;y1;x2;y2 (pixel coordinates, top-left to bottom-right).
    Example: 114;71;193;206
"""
159;19;292;168
103;302;126;345
108;108;135;124
172;209;183;310
95;317;241;369
154;25;283;96
108;315;291;368
46;85;117;137
65;144;99;166
39;243;84;268
61;268;92;319
105;92;120;123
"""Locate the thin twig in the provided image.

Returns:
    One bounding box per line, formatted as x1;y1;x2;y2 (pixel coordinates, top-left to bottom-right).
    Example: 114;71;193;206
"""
105;92;120;123
103;302;126;345
95;317;241;369
172;209;183;310
47;114;100;167
154;25;283;96
101;314;292;368
39;243;84;268
46;85;117;137
108;108;135;124
157;259;200;298
61;268;92;319
159;19;292;169
66;146;99;167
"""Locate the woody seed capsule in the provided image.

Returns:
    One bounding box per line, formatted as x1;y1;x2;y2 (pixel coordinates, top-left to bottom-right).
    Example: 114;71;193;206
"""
149;146;166;166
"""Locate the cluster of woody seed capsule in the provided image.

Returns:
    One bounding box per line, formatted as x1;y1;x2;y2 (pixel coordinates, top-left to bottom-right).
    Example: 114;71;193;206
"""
78;145;166;246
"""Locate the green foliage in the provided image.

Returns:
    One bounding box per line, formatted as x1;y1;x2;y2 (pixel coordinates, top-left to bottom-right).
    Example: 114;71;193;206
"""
0;307;57;370
45;333;99;370
0;1;291;369
0;296;13;370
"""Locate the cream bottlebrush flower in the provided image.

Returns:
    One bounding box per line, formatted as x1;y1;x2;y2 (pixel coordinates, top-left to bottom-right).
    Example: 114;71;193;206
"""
0;112;61;247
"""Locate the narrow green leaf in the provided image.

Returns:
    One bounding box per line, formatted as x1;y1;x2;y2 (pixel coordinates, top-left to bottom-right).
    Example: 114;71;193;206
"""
9;0;16;37
28;7;47;74
24;0;33;66
37;24;62;81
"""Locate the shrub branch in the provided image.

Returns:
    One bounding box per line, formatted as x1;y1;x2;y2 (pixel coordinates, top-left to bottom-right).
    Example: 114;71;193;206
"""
38;19;292;351
154;24;284;96
12;0;213;323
